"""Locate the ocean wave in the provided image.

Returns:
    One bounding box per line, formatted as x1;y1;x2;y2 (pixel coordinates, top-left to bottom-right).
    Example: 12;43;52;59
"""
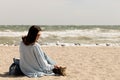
0;31;27;37
0;29;120;38
0;29;120;44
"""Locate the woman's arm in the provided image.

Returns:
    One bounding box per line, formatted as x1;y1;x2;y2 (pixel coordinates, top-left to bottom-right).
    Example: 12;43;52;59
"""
33;44;54;71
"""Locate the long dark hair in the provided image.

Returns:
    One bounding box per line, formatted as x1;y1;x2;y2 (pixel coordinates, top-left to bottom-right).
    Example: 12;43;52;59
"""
22;25;42;45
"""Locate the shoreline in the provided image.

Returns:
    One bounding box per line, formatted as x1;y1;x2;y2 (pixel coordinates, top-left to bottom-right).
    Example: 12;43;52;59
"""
0;42;120;47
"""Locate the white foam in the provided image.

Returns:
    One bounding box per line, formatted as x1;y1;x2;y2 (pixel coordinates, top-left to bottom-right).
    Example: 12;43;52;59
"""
0;31;27;37
41;29;120;39
0;30;120;43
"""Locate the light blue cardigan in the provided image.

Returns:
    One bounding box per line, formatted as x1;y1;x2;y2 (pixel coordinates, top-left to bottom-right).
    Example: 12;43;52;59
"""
19;41;56;77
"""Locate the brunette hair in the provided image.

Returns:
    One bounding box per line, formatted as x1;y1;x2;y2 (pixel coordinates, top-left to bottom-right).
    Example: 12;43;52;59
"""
22;25;42;45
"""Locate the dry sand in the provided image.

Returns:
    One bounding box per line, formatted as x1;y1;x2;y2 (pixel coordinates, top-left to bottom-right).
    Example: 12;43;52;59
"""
0;46;120;80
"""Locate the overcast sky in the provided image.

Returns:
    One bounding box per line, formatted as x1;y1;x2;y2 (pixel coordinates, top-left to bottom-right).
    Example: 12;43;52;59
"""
0;0;120;25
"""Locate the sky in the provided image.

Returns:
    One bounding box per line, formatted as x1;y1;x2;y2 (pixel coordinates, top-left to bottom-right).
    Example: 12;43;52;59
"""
0;0;120;25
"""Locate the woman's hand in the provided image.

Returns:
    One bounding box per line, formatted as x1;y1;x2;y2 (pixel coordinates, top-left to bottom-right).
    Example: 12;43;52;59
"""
54;65;59;69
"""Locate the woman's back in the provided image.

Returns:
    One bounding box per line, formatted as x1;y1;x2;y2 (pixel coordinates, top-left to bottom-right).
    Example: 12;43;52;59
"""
19;26;56;77
19;41;54;77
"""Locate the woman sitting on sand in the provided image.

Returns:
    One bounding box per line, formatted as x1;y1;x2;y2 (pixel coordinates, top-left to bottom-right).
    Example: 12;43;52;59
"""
19;25;59;77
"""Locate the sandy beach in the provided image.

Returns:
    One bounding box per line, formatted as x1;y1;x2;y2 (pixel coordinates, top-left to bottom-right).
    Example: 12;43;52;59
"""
0;46;120;80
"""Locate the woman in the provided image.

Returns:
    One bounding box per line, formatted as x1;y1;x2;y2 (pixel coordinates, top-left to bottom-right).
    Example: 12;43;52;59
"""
19;25;58;77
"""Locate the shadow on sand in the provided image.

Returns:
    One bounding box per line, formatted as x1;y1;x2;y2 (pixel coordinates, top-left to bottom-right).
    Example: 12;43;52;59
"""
0;72;9;77
0;72;24;78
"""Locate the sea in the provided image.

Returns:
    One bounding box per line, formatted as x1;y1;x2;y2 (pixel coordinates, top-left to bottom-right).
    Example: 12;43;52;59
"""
0;25;120;46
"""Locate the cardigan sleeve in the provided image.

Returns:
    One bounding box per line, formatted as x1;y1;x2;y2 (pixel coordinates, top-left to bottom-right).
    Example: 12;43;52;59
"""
33;44;54;71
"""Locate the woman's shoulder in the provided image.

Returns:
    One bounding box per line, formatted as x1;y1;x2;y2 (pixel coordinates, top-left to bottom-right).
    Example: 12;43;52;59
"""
20;41;41;48
20;41;24;46
20;41;39;47
33;42;40;47
32;43;41;52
